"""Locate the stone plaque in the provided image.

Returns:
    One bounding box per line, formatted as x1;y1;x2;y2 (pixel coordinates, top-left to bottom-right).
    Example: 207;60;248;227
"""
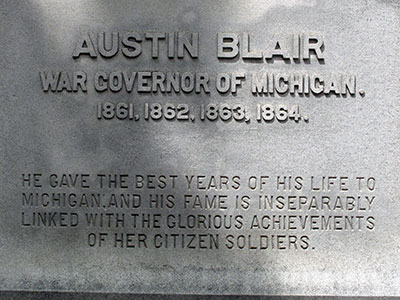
1;0;399;297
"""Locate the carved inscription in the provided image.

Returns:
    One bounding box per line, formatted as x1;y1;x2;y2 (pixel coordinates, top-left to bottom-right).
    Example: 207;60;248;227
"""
29;30;375;252
21;173;376;251
39;31;365;124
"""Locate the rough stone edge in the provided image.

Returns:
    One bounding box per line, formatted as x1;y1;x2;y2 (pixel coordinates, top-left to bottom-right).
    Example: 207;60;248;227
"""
0;291;396;300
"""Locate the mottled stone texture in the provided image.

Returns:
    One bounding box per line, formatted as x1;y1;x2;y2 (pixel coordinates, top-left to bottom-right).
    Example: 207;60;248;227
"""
0;0;399;298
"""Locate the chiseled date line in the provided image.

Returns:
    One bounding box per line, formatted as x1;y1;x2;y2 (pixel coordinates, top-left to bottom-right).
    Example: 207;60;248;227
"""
96;102;308;123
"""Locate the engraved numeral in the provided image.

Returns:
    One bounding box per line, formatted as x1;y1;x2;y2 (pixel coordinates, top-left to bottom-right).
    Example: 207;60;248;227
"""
257;104;301;122
97;102;134;120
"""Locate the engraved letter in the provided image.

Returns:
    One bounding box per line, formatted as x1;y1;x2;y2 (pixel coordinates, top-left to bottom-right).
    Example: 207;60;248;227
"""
217;33;239;58
178;32;199;58
121;32;142;58
98;32;119;58
72;33;97;58
303;34;325;60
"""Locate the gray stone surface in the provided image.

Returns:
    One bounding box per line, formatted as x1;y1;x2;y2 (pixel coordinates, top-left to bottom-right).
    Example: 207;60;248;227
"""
0;292;395;300
0;0;400;297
